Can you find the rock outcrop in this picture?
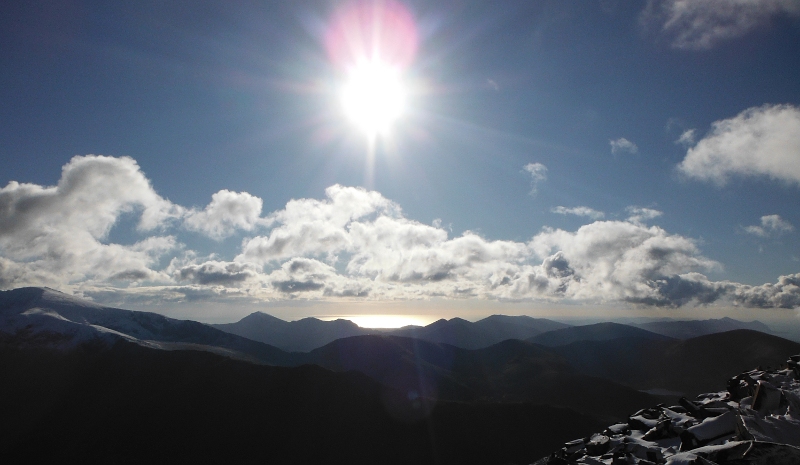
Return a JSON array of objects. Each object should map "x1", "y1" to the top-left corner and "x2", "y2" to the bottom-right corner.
[{"x1": 533, "y1": 354, "x2": 800, "y2": 465}]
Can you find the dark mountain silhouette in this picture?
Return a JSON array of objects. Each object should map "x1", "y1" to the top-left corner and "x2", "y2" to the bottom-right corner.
[
  {"x1": 472, "y1": 314, "x2": 571, "y2": 342},
  {"x1": 387, "y1": 315, "x2": 570, "y2": 349},
  {"x1": 631, "y1": 316, "x2": 773, "y2": 339},
  {"x1": 0, "y1": 287, "x2": 660, "y2": 421},
  {"x1": 551, "y1": 329, "x2": 800, "y2": 396},
  {"x1": 212, "y1": 312, "x2": 570, "y2": 351},
  {"x1": 527, "y1": 322, "x2": 672, "y2": 347},
  {"x1": 212, "y1": 312, "x2": 369, "y2": 352},
  {"x1": 4, "y1": 286, "x2": 799, "y2": 462},
  {"x1": 300, "y1": 335, "x2": 663, "y2": 421},
  {"x1": 0, "y1": 340, "x2": 605, "y2": 465},
  {"x1": 389, "y1": 317, "x2": 496, "y2": 349},
  {"x1": 0, "y1": 287, "x2": 294, "y2": 365}
]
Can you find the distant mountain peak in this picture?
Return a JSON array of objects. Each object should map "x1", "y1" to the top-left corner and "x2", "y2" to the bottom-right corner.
[{"x1": 238, "y1": 311, "x2": 288, "y2": 325}]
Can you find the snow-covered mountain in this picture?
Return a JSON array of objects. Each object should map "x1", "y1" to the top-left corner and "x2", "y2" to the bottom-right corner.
[{"x1": 0, "y1": 287, "x2": 293, "y2": 364}]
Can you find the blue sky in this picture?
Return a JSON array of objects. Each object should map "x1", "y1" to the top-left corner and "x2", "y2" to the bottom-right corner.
[{"x1": 1, "y1": 1, "x2": 799, "y2": 323}]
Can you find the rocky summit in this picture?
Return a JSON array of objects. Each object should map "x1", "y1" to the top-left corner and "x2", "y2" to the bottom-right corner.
[{"x1": 533, "y1": 354, "x2": 800, "y2": 465}]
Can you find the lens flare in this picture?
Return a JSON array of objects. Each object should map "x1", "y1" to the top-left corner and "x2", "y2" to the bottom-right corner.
[
  {"x1": 325, "y1": 0, "x2": 418, "y2": 70},
  {"x1": 325, "y1": 1, "x2": 418, "y2": 137}
]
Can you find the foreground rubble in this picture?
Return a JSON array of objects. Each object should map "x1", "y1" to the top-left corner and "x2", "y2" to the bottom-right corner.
[{"x1": 533, "y1": 355, "x2": 800, "y2": 465}]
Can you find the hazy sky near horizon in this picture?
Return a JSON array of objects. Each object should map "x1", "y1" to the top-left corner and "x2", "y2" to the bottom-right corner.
[{"x1": 2, "y1": 0, "x2": 800, "y2": 323}]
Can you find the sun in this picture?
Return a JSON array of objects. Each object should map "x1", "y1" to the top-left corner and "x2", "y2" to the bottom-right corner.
[
  {"x1": 324, "y1": 0, "x2": 418, "y2": 139},
  {"x1": 340, "y1": 60, "x2": 407, "y2": 137}
]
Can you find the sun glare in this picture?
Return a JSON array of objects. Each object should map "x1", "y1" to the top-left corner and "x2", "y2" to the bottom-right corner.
[
  {"x1": 321, "y1": 314, "x2": 430, "y2": 329},
  {"x1": 325, "y1": 0, "x2": 418, "y2": 139},
  {"x1": 341, "y1": 61, "x2": 406, "y2": 137}
]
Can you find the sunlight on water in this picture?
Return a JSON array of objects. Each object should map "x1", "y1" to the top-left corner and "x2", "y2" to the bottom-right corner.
[{"x1": 319, "y1": 314, "x2": 435, "y2": 328}]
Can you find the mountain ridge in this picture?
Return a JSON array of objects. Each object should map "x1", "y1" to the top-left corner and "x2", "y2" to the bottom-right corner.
[
  {"x1": 631, "y1": 317, "x2": 773, "y2": 339},
  {"x1": 0, "y1": 287, "x2": 294, "y2": 365},
  {"x1": 527, "y1": 322, "x2": 673, "y2": 347},
  {"x1": 212, "y1": 311, "x2": 369, "y2": 352}
]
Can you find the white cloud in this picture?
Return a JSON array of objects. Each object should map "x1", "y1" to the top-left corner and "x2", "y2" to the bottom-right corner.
[
  {"x1": 0, "y1": 155, "x2": 181, "y2": 288},
  {"x1": 678, "y1": 104, "x2": 800, "y2": 185},
  {"x1": 643, "y1": 0, "x2": 800, "y2": 50},
  {"x1": 610, "y1": 138, "x2": 638, "y2": 155},
  {"x1": 626, "y1": 207, "x2": 663, "y2": 225},
  {"x1": 346, "y1": 218, "x2": 529, "y2": 284},
  {"x1": 236, "y1": 185, "x2": 397, "y2": 265},
  {"x1": 184, "y1": 190, "x2": 265, "y2": 240},
  {"x1": 744, "y1": 214, "x2": 795, "y2": 237},
  {"x1": 733, "y1": 273, "x2": 800, "y2": 309},
  {"x1": 526, "y1": 220, "x2": 719, "y2": 305},
  {"x1": 761, "y1": 215, "x2": 794, "y2": 233},
  {"x1": 237, "y1": 185, "x2": 530, "y2": 293},
  {"x1": 523, "y1": 163, "x2": 547, "y2": 195},
  {"x1": 675, "y1": 128, "x2": 696, "y2": 146},
  {"x1": 2, "y1": 156, "x2": 799, "y2": 310},
  {"x1": 551, "y1": 206, "x2": 605, "y2": 220}
]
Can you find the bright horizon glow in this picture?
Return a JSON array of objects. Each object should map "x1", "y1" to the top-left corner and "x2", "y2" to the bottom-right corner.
[
  {"x1": 319, "y1": 314, "x2": 435, "y2": 328},
  {"x1": 341, "y1": 61, "x2": 407, "y2": 137}
]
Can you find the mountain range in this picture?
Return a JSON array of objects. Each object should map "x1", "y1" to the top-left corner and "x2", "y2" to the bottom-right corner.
[
  {"x1": 2, "y1": 286, "x2": 797, "y2": 464},
  {"x1": 630, "y1": 317, "x2": 773, "y2": 339},
  {"x1": 212, "y1": 312, "x2": 571, "y2": 351},
  {"x1": 387, "y1": 315, "x2": 571, "y2": 350},
  {"x1": 213, "y1": 309, "x2": 777, "y2": 352},
  {"x1": 212, "y1": 311, "x2": 369, "y2": 352}
]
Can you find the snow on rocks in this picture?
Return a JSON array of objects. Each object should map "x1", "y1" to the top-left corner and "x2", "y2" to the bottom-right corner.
[{"x1": 533, "y1": 355, "x2": 800, "y2": 465}]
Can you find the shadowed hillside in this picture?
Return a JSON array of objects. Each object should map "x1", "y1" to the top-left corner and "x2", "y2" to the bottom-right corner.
[
  {"x1": 551, "y1": 329, "x2": 800, "y2": 396},
  {"x1": 0, "y1": 341, "x2": 605, "y2": 465},
  {"x1": 301, "y1": 335, "x2": 663, "y2": 421}
]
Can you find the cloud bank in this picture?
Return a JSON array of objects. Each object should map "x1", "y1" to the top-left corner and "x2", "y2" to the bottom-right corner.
[
  {"x1": 643, "y1": 0, "x2": 800, "y2": 50},
  {"x1": 678, "y1": 104, "x2": 800, "y2": 185},
  {"x1": 0, "y1": 155, "x2": 798, "y2": 310}
]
